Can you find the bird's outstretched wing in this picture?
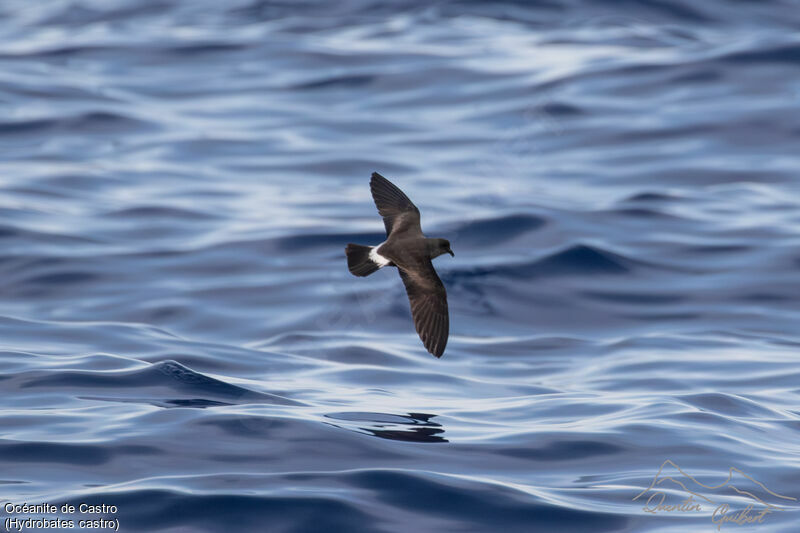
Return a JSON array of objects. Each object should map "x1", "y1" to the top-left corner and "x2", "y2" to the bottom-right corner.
[
  {"x1": 370, "y1": 172, "x2": 421, "y2": 236},
  {"x1": 398, "y1": 261, "x2": 449, "y2": 358}
]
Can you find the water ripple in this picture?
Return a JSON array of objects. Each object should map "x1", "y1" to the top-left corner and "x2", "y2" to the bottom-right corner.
[{"x1": 1, "y1": 0, "x2": 799, "y2": 531}]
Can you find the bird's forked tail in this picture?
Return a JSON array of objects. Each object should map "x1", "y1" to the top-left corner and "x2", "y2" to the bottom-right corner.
[{"x1": 346, "y1": 243, "x2": 382, "y2": 277}]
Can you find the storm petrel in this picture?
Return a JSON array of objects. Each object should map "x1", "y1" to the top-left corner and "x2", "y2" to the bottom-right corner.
[{"x1": 346, "y1": 172, "x2": 453, "y2": 358}]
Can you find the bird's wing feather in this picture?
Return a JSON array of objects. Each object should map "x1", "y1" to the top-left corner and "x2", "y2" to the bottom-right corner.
[
  {"x1": 370, "y1": 172, "x2": 421, "y2": 236},
  {"x1": 398, "y1": 261, "x2": 449, "y2": 358}
]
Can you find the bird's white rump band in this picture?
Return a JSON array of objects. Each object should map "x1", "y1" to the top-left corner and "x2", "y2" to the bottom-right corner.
[{"x1": 369, "y1": 245, "x2": 390, "y2": 267}]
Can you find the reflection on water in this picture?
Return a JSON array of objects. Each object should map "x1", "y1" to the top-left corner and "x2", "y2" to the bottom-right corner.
[
  {"x1": 1, "y1": 0, "x2": 800, "y2": 531},
  {"x1": 325, "y1": 412, "x2": 448, "y2": 443}
]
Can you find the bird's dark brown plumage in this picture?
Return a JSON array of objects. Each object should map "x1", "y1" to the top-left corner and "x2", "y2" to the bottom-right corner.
[
  {"x1": 398, "y1": 264, "x2": 449, "y2": 358},
  {"x1": 345, "y1": 172, "x2": 452, "y2": 358}
]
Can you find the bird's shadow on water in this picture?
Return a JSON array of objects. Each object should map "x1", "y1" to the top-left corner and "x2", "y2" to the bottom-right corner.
[{"x1": 324, "y1": 411, "x2": 448, "y2": 443}]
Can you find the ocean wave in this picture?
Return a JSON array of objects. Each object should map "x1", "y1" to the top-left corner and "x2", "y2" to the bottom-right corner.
[{"x1": 8, "y1": 360, "x2": 299, "y2": 406}]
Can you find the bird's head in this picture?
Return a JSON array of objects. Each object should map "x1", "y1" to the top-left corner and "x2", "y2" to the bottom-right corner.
[{"x1": 431, "y1": 238, "x2": 454, "y2": 259}]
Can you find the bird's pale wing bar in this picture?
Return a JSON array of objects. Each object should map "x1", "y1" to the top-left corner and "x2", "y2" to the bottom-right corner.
[{"x1": 370, "y1": 172, "x2": 421, "y2": 235}]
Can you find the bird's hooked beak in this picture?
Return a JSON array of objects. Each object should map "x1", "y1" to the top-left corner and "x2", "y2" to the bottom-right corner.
[{"x1": 447, "y1": 248, "x2": 454, "y2": 257}]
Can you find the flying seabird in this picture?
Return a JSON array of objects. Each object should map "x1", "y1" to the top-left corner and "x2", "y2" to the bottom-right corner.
[{"x1": 346, "y1": 172, "x2": 453, "y2": 358}]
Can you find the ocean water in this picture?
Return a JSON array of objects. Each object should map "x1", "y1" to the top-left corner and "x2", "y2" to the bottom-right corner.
[{"x1": 1, "y1": 1, "x2": 800, "y2": 531}]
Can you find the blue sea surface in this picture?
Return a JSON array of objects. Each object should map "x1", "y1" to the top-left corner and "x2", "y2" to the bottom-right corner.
[{"x1": 1, "y1": 1, "x2": 799, "y2": 531}]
